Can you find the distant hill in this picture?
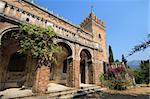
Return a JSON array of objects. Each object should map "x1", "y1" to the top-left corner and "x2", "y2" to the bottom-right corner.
[{"x1": 127, "y1": 60, "x2": 141, "y2": 68}]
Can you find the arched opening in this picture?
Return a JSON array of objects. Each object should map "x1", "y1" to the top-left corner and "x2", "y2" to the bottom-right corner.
[
  {"x1": 5, "y1": 52, "x2": 27, "y2": 88},
  {"x1": 8, "y1": 52, "x2": 27, "y2": 72},
  {"x1": 0, "y1": 29, "x2": 35, "y2": 90},
  {"x1": 50, "y1": 42, "x2": 72, "y2": 86},
  {"x1": 80, "y1": 49, "x2": 93, "y2": 84}
]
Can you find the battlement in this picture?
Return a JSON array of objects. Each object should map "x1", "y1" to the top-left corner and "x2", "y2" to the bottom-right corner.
[{"x1": 80, "y1": 12, "x2": 105, "y2": 28}]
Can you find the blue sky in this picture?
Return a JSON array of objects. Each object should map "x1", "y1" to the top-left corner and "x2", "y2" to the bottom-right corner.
[{"x1": 33, "y1": 0, "x2": 149, "y2": 61}]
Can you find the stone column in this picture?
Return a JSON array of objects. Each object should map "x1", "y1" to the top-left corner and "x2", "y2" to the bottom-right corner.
[
  {"x1": 73, "y1": 59, "x2": 80, "y2": 88},
  {"x1": 92, "y1": 49, "x2": 104, "y2": 86},
  {"x1": 85, "y1": 59, "x2": 89, "y2": 84},
  {"x1": 66, "y1": 58, "x2": 80, "y2": 88},
  {"x1": 66, "y1": 58, "x2": 73, "y2": 87},
  {"x1": 88, "y1": 61, "x2": 93, "y2": 84},
  {"x1": 67, "y1": 44, "x2": 80, "y2": 88},
  {"x1": 93, "y1": 60, "x2": 103, "y2": 85},
  {"x1": 34, "y1": 65, "x2": 50, "y2": 93}
]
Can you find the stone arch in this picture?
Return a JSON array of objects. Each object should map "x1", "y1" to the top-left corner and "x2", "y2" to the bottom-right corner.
[
  {"x1": 53, "y1": 39, "x2": 74, "y2": 57},
  {"x1": 50, "y1": 40, "x2": 73, "y2": 86},
  {"x1": 0, "y1": 26, "x2": 35, "y2": 90},
  {"x1": 79, "y1": 47, "x2": 93, "y2": 60},
  {"x1": 0, "y1": 25, "x2": 19, "y2": 45},
  {"x1": 80, "y1": 48, "x2": 94, "y2": 84},
  {"x1": 80, "y1": 49, "x2": 92, "y2": 60},
  {"x1": 57, "y1": 42, "x2": 72, "y2": 57}
]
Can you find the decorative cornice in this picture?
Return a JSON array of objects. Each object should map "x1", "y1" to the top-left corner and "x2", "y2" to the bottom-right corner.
[
  {"x1": 22, "y1": 0, "x2": 79, "y2": 28},
  {"x1": 17, "y1": 0, "x2": 93, "y2": 37}
]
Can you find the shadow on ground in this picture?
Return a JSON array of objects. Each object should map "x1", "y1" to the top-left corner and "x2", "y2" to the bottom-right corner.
[{"x1": 73, "y1": 92, "x2": 149, "y2": 99}]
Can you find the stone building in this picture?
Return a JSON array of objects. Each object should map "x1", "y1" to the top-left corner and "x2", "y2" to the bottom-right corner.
[{"x1": 0, "y1": 0, "x2": 107, "y2": 93}]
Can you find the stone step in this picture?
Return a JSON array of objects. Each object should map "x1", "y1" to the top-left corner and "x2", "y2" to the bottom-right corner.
[
  {"x1": 46, "y1": 88, "x2": 77, "y2": 97},
  {"x1": 47, "y1": 86, "x2": 101, "y2": 98},
  {"x1": 17, "y1": 85, "x2": 102, "y2": 99},
  {"x1": 60, "y1": 88, "x2": 98, "y2": 98},
  {"x1": 81, "y1": 86, "x2": 100, "y2": 91}
]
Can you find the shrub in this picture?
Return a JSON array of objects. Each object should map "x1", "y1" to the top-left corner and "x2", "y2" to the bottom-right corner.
[
  {"x1": 100, "y1": 74, "x2": 131, "y2": 90},
  {"x1": 100, "y1": 63, "x2": 133, "y2": 90},
  {"x1": 131, "y1": 60, "x2": 150, "y2": 85}
]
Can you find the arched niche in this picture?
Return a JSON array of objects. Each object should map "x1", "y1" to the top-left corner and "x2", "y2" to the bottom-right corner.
[
  {"x1": 50, "y1": 42, "x2": 73, "y2": 86},
  {"x1": 80, "y1": 49, "x2": 93, "y2": 84},
  {"x1": 0, "y1": 27, "x2": 35, "y2": 90}
]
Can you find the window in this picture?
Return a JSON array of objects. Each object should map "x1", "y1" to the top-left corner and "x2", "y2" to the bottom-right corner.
[{"x1": 99, "y1": 34, "x2": 101, "y2": 39}]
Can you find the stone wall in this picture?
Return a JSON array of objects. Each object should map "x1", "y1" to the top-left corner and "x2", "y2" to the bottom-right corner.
[
  {"x1": 0, "y1": 0, "x2": 102, "y2": 51},
  {"x1": 0, "y1": 0, "x2": 108, "y2": 93}
]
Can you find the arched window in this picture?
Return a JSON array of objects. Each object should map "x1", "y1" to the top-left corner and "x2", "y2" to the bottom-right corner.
[
  {"x1": 8, "y1": 52, "x2": 27, "y2": 72},
  {"x1": 99, "y1": 34, "x2": 101, "y2": 39}
]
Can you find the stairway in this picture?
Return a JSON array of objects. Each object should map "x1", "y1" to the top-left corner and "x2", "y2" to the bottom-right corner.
[{"x1": 42, "y1": 84, "x2": 102, "y2": 99}]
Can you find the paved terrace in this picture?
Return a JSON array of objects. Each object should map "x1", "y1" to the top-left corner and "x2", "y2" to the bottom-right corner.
[{"x1": 0, "y1": 83, "x2": 106, "y2": 99}]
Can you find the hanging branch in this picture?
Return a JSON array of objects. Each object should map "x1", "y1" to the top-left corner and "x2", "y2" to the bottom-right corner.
[{"x1": 127, "y1": 34, "x2": 150, "y2": 57}]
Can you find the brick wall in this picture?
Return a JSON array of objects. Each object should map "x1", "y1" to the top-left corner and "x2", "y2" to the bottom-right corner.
[{"x1": 34, "y1": 66, "x2": 50, "y2": 93}]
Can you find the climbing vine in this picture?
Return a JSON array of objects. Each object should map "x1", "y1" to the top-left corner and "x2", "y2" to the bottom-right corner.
[{"x1": 14, "y1": 23, "x2": 61, "y2": 68}]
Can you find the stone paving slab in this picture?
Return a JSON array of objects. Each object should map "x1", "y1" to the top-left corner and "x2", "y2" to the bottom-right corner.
[
  {"x1": 47, "y1": 83, "x2": 73, "y2": 92},
  {"x1": 0, "y1": 83, "x2": 104, "y2": 99},
  {"x1": 0, "y1": 88, "x2": 34, "y2": 99}
]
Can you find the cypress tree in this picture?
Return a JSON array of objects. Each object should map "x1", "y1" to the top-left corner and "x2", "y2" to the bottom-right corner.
[
  {"x1": 108, "y1": 45, "x2": 114, "y2": 63},
  {"x1": 122, "y1": 54, "x2": 127, "y2": 64}
]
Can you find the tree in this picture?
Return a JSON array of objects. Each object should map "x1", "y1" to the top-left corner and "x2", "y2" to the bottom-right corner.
[
  {"x1": 115, "y1": 59, "x2": 120, "y2": 62},
  {"x1": 122, "y1": 54, "x2": 127, "y2": 65},
  {"x1": 132, "y1": 60, "x2": 150, "y2": 85},
  {"x1": 108, "y1": 45, "x2": 114, "y2": 63},
  {"x1": 13, "y1": 23, "x2": 61, "y2": 68},
  {"x1": 140, "y1": 60, "x2": 150, "y2": 85},
  {"x1": 133, "y1": 68, "x2": 144, "y2": 84}
]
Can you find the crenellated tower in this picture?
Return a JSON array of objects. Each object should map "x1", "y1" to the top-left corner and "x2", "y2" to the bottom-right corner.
[{"x1": 80, "y1": 12, "x2": 107, "y2": 62}]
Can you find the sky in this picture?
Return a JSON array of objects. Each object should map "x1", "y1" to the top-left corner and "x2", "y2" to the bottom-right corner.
[{"x1": 33, "y1": 0, "x2": 149, "y2": 61}]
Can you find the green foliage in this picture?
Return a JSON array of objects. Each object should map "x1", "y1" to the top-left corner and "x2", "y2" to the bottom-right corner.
[
  {"x1": 132, "y1": 60, "x2": 150, "y2": 84},
  {"x1": 108, "y1": 45, "x2": 114, "y2": 63},
  {"x1": 13, "y1": 23, "x2": 61, "y2": 67},
  {"x1": 115, "y1": 59, "x2": 120, "y2": 62},
  {"x1": 122, "y1": 54, "x2": 127, "y2": 64},
  {"x1": 140, "y1": 60, "x2": 150, "y2": 84},
  {"x1": 132, "y1": 68, "x2": 144, "y2": 84}
]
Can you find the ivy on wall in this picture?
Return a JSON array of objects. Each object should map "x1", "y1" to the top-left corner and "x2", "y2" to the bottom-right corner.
[{"x1": 14, "y1": 23, "x2": 61, "y2": 68}]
